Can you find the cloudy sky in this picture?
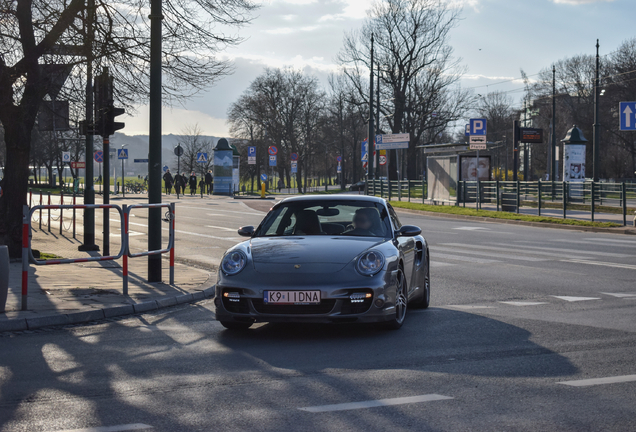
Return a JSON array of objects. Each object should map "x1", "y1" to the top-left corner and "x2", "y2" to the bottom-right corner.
[{"x1": 122, "y1": 0, "x2": 635, "y2": 137}]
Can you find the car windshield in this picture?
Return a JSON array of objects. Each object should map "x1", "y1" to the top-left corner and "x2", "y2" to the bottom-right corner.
[{"x1": 254, "y1": 200, "x2": 391, "y2": 238}]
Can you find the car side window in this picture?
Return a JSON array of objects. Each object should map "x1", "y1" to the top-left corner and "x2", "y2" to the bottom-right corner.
[{"x1": 387, "y1": 205, "x2": 402, "y2": 230}]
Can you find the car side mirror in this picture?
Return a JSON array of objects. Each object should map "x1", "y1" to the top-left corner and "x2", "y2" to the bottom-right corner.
[
  {"x1": 397, "y1": 225, "x2": 421, "y2": 237},
  {"x1": 238, "y1": 226, "x2": 255, "y2": 237}
]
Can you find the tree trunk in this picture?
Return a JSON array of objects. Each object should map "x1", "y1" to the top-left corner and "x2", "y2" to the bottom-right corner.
[{"x1": 407, "y1": 142, "x2": 418, "y2": 180}]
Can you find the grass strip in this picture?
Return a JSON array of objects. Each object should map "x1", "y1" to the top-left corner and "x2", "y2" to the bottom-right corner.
[{"x1": 389, "y1": 201, "x2": 622, "y2": 228}]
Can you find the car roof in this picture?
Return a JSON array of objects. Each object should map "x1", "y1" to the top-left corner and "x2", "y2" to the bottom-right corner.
[{"x1": 278, "y1": 194, "x2": 386, "y2": 205}]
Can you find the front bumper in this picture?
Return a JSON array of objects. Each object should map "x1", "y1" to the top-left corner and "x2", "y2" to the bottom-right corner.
[{"x1": 214, "y1": 284, "x2": 396, "y2": 324}]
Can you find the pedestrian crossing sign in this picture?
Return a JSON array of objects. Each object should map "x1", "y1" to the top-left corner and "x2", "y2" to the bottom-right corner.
[
  {"x1": 117, "y1": 149, "x2": 128, "y2": 159},
  {"x1": 197, "y1": 152, "x2": 208, "y2": 163}
]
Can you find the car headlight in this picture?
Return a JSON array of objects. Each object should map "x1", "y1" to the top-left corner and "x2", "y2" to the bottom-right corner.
[
  {"x1": 221, "y1": 250, "x2": 247, "y2": 275},
  {"x1": 356, "y1": 250, "x2": 385, "y2": 276}
]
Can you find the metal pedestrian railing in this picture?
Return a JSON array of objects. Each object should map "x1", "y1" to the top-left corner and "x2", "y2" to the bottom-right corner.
[
  {"x1": 366, "y1": 178, "x2": 635, "y2": 226},
  {"x1": 21, "y1": 202, "x2": 177, "y2": 311}
]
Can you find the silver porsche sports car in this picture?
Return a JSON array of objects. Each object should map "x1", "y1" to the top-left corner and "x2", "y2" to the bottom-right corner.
[{"x1": 214, "y1": 195, "x2": 430, "y2": 330}]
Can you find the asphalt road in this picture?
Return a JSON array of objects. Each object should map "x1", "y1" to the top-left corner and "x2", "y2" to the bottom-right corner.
[{"x1": 2, "y1": 195, "x2": 635, "y2": 431}]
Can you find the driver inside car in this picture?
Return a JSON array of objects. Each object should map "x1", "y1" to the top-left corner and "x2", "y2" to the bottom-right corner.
[{"x1": 345, "y1": 208, "x2": 377, "y2": 236}]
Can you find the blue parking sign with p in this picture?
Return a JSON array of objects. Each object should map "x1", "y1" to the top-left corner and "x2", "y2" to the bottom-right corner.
[
  {"x1": 469, "y1": 118, "x2": 487, "y2": 135},
  {"x1": 248, "y1": 146, "x2": 256, "y2": 157}
]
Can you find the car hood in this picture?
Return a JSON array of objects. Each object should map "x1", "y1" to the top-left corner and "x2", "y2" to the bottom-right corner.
[{"x1": 249, "y1": 236, "x2": 385, "y2": 273}]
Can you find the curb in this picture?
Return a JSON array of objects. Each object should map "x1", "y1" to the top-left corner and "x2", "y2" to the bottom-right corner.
[
  {"x1": 394, "y1": 207, "x2": 636, "y2": 235},
  {"x1": 0, "y1": 286, "x2": 216, "y2": 333}
]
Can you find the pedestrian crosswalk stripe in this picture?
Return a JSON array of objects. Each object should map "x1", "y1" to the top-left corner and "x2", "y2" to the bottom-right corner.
[{"x1": 298, "y1": 394, "x2": 453, "y2": 413}]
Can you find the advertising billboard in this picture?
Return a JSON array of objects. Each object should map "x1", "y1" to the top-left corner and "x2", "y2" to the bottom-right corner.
[{"x1": 459, "y1": 155, "x2": 491, "y2": 181}]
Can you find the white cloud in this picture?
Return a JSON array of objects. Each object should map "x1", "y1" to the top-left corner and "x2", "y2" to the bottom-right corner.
[
  {"x1": 122, "y1": 106, "x2": 230, "y2": 137},
  {"x1": 281, "y1": 14, "x2": 297, "y2": 20},
  {"x1": 551, "y1": 0, "x2": 613, "y2": 3}
]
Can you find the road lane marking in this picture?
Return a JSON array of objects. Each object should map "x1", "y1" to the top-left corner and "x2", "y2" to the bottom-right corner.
[
  {"x1": 453, "y1": 227, "x2": 489, "y2": 231},
  {"x1": 298, "y1": 394, "x2": 453, "y2": 413},
  {"x1": 558, "y1": 375, "x2": 636, "y2": 387},
  {"x1": 433, "y1": 246, "x2": 546, "y2": 262},
  {"x1": 53, "y1": 424, "x2": 153, "y2": 432},
  {"x1": 600, "y1": 292, "x2": 636, "y2": 298},
  {"x1": 430, "y1": 261, "x2": 455, "y2": 268},
  {"x1": 430, "y1": 252, "x2": 500, "y2": 264},
  {"x1": 486, "y1": 242, "x2": 632, "y2": 258},
  {"x1": 551, "y1": 296, "x2": 601, "y2": 302},
  {"x1": 206, "y1": 225, "x2": 239, "y2": 232},
  {"x1": 447, "y1": 305, "x2": 496, "y2": 310},
  {"x1": 499, "y1": 301, "x2": 548, "y2": 306},
  {"x1": 561, "y1": 259, "x2": 636, "y2": 270}
]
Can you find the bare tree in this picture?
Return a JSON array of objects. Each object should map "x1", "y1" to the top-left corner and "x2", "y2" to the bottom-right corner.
[
  {"x1": 0, "y1": 0, "x2": 257, "y2": 256},
  {"x1": 338, "y1": 0, "x2": 470, "y2": 180},
  {"x1": 177, "y1": 124, "x2": 213, "y2": 177}
]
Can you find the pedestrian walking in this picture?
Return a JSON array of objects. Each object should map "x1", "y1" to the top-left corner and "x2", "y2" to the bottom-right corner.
[
  {"x1": 205, "y1": 170, "x2": 213, "y2": 195},
  {"x1": 174, "y1": 173, "x2": 183, "y2": 198},
  {"x1": 199, "y1": 178, "x2": 206, "y2": 198},
  {"x1": 189, "y1": 171, "x2": 197, "y2": 196},
  {"x1": 163, "y1": 169, "x2": 174, "y2": 195}
]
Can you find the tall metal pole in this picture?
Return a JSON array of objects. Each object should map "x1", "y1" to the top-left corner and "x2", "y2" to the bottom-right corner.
[
  {"x1": 102, "y1": 136, "x2": 110, "y2": 256},
  {"x1": 148, "y1": 0, "x2": 163, "y2": 281},
  {"x1": 121, "y1": 146, "x2": 125, "y2": 198},
  {"x1": 593, "y1": 39, "x2": 601, "y2": 182},
  {"x1": 369, "y1": 33, "x2": 376, "y2": 180},
  {"x1": 551, "y1": 65, "x2": 557, "y2": 181},
  {"x1": 513, "y1": 120, "x2": 519, "y2": 181},
  {"x1": 79, "y1": 0, "x2": 98, "y2": 252}
]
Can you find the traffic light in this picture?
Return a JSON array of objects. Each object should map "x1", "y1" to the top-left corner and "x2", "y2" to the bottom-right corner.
[
  {"x1": 94, "y1": 70, "x2": 111, "y2": 137},
  {"x1": 93, "y1": 68, "x2": 125, "y2": 137},
  {"x1": 105, "y1": 106, "x2": 125, "y2": 136}
]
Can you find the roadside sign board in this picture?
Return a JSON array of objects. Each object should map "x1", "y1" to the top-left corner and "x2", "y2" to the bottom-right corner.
[
  {"x1": 94, "y1": 151, "x2": 103, "y2": 163},
  {"x1": 70, "y1": 161, "x2": 85, "y2": 169},
  {"x1": 379, "y1": 155, "x2": 387, "y2": 165},
  {"x1": 268, "y1": 146, "x2": 278, "y2": 156},
  {"x1": 196, "y1": 152, "x2": 208, "y2": 163},
  {"x1": 291, "y1": 152, "x2": 298, "y2": 161},
  {"x1": 469, "y1": 118, "x2": 487, "y2": 136},
  {"x1": 361, "y1": 139, "x2": 368, "y2": 161},
  {"x1": 469, "y1": 143, "x2": 487, "y2": 150},
  {"x1": 117, "y1": 149, "x2": 128, "y2": 159},
  {"x1": 465, "y1": 124, "x2": 470, "y2": 137},
  {"x1": 163, "y1": 165, "x2": 169, "y2": 173},
  {"x1": 248, "y1": 146, "x2": 256, "y2": 164},
  {"x1": 469, "y1": 135, "x2": 487, "y2": 144},
  {"x1": 376, "y1": 133, "x2": 409, "y2": 143},
  {"x1": 269, "y1": 155, "x2": 277, "y2": 166},
  {"x1": 337, "y1": 164, "x2": 342, "y2": 173},
  {"x1": 619, "y1": 102, "x2": 636, "y2": 131},
  {"x1": 62, "y1": 152, "x2": 71, "y2": 163},
  {"x1": 291, "y1": 161, "x2": 297, "y2": 173},
  {"x1": 134, "y1": 159, "x2": 149, "y2": 163},
  {"x1": 376, "y1": 133, "x2": 409, "y2": 150},
  {"x1": 337, "y1": 156, "x2": 342, "y2": 162},
  {"x1": 261, "y1": 173, "x2": 268, "y2": 181},
  {"x1": 520, "y1": 127, "x2": 544, "y2": 143},
  {"x1": 174, "y1": 145, "x2": 184, "y2": 157}
]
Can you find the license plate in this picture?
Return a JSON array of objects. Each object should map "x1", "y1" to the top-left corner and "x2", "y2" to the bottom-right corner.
[{"x1": 263, "y1": 290, "x2": 321, "y2": 305}]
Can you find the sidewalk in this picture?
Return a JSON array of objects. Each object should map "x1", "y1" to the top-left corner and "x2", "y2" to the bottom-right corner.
[{"x1": 1, "y1": 246, "x2": 215, "y2": 333}]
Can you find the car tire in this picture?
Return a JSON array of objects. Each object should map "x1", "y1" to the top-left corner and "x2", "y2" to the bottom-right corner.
[
  {"x1": 385, "y1": 268, "x2": 407, "y2": 330},
  {"x1": 410, "y1": 260, "x2": 430, "y2": 309},
  {"x1": 220, "y1": 321, "x2": 253, "y2": 330}
]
